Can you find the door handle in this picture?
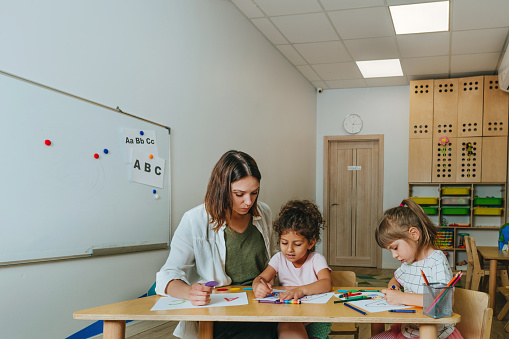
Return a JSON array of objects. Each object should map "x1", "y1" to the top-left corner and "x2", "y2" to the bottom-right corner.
[{"x1": 330, "y1": 203, "x2": 339, "y2": 207}]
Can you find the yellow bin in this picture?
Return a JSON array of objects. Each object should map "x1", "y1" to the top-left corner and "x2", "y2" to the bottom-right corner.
[
  {"x1": 473, "y1": 207, "x2": 503, "y2": 215},
  {"x1": 410, "y1": 197, "x2": 439, "y2": 205},
  {"x1": 442, "y1": 187, "x2": 470, "y2": 195}
]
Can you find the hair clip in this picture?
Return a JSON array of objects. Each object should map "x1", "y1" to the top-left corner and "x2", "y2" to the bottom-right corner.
[{"x1": 399, "y1": 203, "x2": 405, "y2": 207}]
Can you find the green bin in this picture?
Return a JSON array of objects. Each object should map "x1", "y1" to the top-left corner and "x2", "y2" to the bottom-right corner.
[
  {"x1": 441, "y1": 207, "x2": 470, "y2": 215},
  {"x1": 473, "y1": 197, "x2": 503, "y2": 206}
]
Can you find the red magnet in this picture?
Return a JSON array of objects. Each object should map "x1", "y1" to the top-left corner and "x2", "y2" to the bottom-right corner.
[
  {"x1": 217, "y1": 288, "x2": 228, "y2": 291},
  {"x1": 93, "y1": 153, "x2": 99, "y2": 159},
  {"x1": 44, "y1": 139, "x2": 51, "y2": 146}
]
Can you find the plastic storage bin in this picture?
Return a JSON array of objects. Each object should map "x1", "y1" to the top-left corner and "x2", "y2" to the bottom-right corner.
[
  {"x1": 473, "y1": 197, "x2": 503, "y2": 206},
  {"x1": 441, "y1": 207, "x2": 470, "y2": 215},
  {"x1": 422, "y1": 207, "x2": 438, "y2": 215},
  {"x1": 473, "y1": 207, "x2": 503, "y2": 215},
  {"x1": 442, "y1": 187, "x2": 470, "y2": 195},
  {"x1": 441, "y1": 196, "x2": 470, "y2": 205},
  {"x1": 411, "y1": 197, "x2": 439, "y2": 205}
]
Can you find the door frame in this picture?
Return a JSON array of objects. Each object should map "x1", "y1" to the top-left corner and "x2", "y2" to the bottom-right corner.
[{"x1": 323, "y1": 134, "x2": 384, "y2": 268}]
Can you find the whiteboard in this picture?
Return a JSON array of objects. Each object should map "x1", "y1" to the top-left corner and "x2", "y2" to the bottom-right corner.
[{"x1": 0, "y1": 71, "x2": 171, "y2": 264}]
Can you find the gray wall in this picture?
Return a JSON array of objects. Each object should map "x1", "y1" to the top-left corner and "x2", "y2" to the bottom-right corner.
[{"x1": 0, "y1": 1, "x2": 317, "y2": 338}]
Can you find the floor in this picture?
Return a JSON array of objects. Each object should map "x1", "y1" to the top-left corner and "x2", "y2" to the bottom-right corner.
[{"x1": 92, "y1": 266, "x2": 509, "y2": 339}]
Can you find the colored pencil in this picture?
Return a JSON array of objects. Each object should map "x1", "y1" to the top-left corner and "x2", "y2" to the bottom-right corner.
[
  {"x1": 420, "y1": 269, "x2": 430, "y2": 286},
  {"x1": 344, "y1": 302, "x2": 367, "y2": 315}
]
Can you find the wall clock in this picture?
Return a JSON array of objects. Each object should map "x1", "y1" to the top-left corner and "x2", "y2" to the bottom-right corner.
[{"x1": 343, "y1": 114, "x2": 363, "y2": 134}]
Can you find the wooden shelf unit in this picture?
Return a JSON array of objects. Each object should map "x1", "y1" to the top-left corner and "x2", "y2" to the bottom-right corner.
[{"x1": 409, "y1": 182, "x2": 506, "y2": 270}]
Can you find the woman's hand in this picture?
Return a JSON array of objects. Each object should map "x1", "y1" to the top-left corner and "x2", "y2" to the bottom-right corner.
[
  {"x1": 188, "y1": 283, "x2": 213, "y2": 306},
  {"x1": 278, "y1": 287, "x2": 305, "y2": 300}
]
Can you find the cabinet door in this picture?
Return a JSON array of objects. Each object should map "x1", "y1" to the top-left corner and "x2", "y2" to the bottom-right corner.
[
  {"x1": 409, "y1": 80, "x2": 433, "y2": 138},
  {"x1": 434, "y1": 78, "x2": 458, "y2": 139},
  {"x1": 458, "y1": 76, "x2": 483, "y2": 137},
  {"x1": 456, "y1": 137, "x2": 482, "y2": 182},
  {"x1": 433, "y1": 137, "x2": 457, "y2": 182},
  {"x1": 409, "y1": 138, "x2": 432, "y2": 182},
  {"x1": 481, "y1": 136, "x2": 508, "y2": 182},
  {"x1": 483, "y1": 75, "x2": 509, "y2": 137}
]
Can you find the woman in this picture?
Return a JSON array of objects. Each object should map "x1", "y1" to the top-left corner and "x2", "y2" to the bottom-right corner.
[{"x1": 156, "y1": 150, "x2": 278, "y2": 338}]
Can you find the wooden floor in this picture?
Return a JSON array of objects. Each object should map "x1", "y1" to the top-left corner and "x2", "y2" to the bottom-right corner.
[{"x1": 92, "y1": 266, "x2": 509, "y2": 339}]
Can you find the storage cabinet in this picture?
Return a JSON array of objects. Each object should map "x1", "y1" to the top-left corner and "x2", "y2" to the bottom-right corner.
[{"x1": 409, "y1": 182, "x2": 506, "y2": 270}]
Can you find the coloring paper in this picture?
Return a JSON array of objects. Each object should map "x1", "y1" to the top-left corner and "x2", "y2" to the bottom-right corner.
[
  {"x1": 151, "y1": 292, "x2": 248, "y2": 311},
  {"x1": 334, "y1": 292, "x2": 412, "y2": 313},
  {"x1": 255, "y1": 290, "x2": 334, "y2": 304}
]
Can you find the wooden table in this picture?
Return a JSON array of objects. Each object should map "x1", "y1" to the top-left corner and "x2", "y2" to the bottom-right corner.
[
  {"x1": 74, "y1": 287, "x2": 460, "y2": 339},
  {"x1": 477, "y1": 246, "x2": 509, "y2": 308}
]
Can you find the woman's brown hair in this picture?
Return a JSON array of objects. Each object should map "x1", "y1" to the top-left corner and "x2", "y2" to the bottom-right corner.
[
  {"x1": 204, "y1": 150, "x2": 261, "y2": 230},
  {"x1": 375, "y1": 198, "x2": 438, "y2": 258}
]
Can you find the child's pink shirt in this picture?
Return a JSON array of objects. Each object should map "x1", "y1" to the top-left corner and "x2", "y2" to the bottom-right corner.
[{"x1": 268, "y1": 252, "x2": 331, "y2": 286}]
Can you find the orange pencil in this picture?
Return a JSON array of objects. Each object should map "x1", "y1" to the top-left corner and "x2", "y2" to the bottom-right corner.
[{"x1": 420, "y1": 269, "x2": 430, "y2": 286}]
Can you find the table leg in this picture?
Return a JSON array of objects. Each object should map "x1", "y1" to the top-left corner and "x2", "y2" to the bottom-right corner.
[
  {"x1": 371, "y1": 323, "x2": 385, "y2": 336},
  {"x1": 489, "y1": 259, "x2": 497, "y2": 309},
  {"x1": 419, "y1": 324, "x2": 437, "y2": 339},
  {"x1": 103, "y1": 320, "x2": 126, "y2": 339},
  {"x1": 198, "y1": 321, "x2": 213, "y2": 339}
]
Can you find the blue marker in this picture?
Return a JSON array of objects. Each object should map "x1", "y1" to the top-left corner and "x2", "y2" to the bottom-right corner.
[
  {"x1": 389, "y1": 309, "x2": 416, "y2": 313},
  {"x1": 344, "y1": 302, "x2": 367, "y2": 315}
]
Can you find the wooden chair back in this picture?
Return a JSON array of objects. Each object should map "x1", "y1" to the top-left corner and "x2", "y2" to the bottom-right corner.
[
  {"x1": 464, "y1": 235, "x2": 474, "y2": 289},
  {"x1": 453, "y1": 288, "x2": 493, "y2": 339},
  {"x1": 330, "y1": 271, "x2": 359, "y2": 338},
  {"x1": 331, "y1": 270, "x2": 358, "y2": 287}
]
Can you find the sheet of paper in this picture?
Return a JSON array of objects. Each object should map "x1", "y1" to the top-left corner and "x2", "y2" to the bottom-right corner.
[
  {"x1": 334, "y1": 292, "x2": 412, "y2": 313},
  {"x1": 254, "y1": 291, "x2": 334, "y2": 304},
  {"x1": 151, "y1": 292, "x2": 248, "y2": 311}
]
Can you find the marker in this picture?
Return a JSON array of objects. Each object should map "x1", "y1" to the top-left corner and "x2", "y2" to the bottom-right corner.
[
  {"x1": 334, "y1": 296, "x2": 374, "y2": 303},
  {"x1": 359, "y1": 289, "x2": 380, "y2": 292},
  {"x1": 258, "y1": 299, "x2": 301, "y2": 304},
  {"x1": 344, "y1": 302, "x2": 367, "y2": 315},
  {"x1": 205, "y1": 281, "x2": 218, "y2": 287},
  {"x1": 348, "y1": 292, "x2": 362, "y2": 297},
  {"x1": 389, "y1": 309, "x2": 416, "y2": 313}
]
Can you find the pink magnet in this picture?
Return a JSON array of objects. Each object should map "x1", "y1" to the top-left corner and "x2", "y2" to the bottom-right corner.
[
  {"x1": 93, "y1": 153, "x2": 99, "y2": 159},
  {"x1": 45, "y1": 139, "x2": 51, "y2": 146}
]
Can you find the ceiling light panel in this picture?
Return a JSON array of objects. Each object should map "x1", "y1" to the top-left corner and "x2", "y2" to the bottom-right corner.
[
  {"x1": 356, "y1": 59, "x2": 403, "y2": 78},
  {"x1": 390, "y1": 1, "x2": 449, "y2": 35}
]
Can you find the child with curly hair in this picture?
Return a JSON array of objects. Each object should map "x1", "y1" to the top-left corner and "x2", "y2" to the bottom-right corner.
[{"x1": 252, "y1": 200, "x2": 332, "y2": 339}]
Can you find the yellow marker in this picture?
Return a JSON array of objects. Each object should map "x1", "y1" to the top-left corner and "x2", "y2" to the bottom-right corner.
[{"x1": 230, "y1": 287, "x2": 241, "y2": 291}]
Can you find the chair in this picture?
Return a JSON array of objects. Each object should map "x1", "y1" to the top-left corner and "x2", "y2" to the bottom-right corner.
[
  {"x1": 463, "y1": 235, "x2": 474, "y2": 289},
  {"x1": 453, "y1": 288, "x2": 493, "y2": 339},
  {"x1": 329, "y1": 271, "x2": 359, "y2": 339},
  {"x1": 497, "y1": 285, "x2": 509, "y2": 333},
  {"x1": 466, "y1": 236, "x2": 509, "y2": 291}
]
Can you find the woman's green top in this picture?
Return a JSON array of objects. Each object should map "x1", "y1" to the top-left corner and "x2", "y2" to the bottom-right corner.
[{"x1": 224, "y1": 219, "x2": 268, "y2": 285}]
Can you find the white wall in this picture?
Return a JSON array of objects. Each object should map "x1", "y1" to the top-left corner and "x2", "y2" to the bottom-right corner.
[
  {"x1": 316, "y1": 86, "x2": 410, "y2": 269},
  {"x1": 0, "y1": 1, "x2": 316, "y2": 338}
]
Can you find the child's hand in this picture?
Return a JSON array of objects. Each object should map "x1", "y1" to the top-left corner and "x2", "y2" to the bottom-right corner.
[
  {"x1": 254, "y1": 279, "x2": 273, "y2": 298},
  {"x1": 278, "y1": 287, "x2": 305, "y2": 300},
  {"x1": 381, "y1": 288, "x2": 404, "y2": 305}
]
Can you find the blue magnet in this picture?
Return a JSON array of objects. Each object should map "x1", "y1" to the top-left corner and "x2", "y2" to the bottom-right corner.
[
  {"x1": 140, "y1": 131, "x2": 144, "y2": 136},
  {"x1": 104, "y1": 149, "x2": 109, "y2": 154},
  {"x1": 153, "y1": 189, "x2": 157, "y2": 194}
]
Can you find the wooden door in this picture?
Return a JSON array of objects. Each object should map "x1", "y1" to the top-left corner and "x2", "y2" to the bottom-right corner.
[{"x1": 324, "y1": 135, "x2": 384, "y2": 267}]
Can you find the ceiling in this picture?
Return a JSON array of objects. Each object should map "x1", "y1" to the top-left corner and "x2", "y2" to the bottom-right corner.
[{"x1": 231, "y1": 0, "x2": 509, "y2": 90}]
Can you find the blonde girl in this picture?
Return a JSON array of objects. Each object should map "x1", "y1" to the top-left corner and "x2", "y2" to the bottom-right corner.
[{"x1": 371, "y1": 198, "x2": 463, "y2": 339}]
